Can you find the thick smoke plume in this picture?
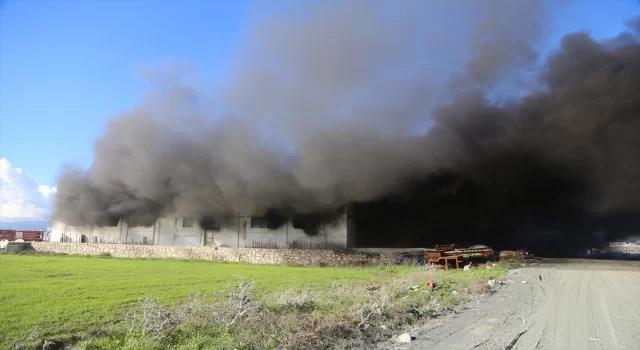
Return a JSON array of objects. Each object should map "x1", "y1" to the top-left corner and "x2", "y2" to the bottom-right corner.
[{"x1": 54, "y1": 0, "x2": 640, "y2": 249}]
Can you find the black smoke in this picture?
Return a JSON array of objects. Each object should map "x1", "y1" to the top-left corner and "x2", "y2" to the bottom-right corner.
[
  {"x1": 352, "y1": 23, "x2": 640, "y2": 255},
  {"x1": 292, "y1": 208, "x2": 345, "y2": 236},
  {"x1": 53, "y1": 1, "x2": 640, "y2": 254}
]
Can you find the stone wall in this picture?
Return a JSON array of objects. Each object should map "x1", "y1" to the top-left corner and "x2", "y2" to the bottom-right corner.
[
  {"x1": 28, "y1": 242, "x2": 399, "y2": 266},
  {"x1": 608, "y1": 244, "x2": 640, "y2": 255}
]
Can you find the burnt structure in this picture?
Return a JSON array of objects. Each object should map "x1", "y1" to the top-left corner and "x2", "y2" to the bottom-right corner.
[{"x1": 51, "y1": 2, "x2": 640, "y2": 258}]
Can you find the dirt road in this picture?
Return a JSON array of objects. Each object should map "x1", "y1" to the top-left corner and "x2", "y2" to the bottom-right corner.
[{"x1": 394, "y1": 259, "x2": 640, "y2": 350}]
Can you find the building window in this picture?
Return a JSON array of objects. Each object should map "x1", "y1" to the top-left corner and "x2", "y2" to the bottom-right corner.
[
  {"x1": 129, "y1": 218, "x2": 154, "y2": 227},
  {"x1": 250, "y1": 216, "x2": 269, "y2": 228},
  {"x1": 199, "y1": 216, "x2": 220, "y2": 230},
  {"x1": 182, "y1": 217, "x2": 194, "y2": 228}
]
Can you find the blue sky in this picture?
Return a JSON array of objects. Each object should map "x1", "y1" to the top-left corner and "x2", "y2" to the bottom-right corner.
[{"x1": 0, "y1": 0, "x2": 639, "y2": 221}]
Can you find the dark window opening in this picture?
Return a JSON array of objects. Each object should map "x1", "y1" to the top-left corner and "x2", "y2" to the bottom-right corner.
[
  {"x1": 98, "y1": 215, "x2": 120, "y2": 227},
  {"x1": 250, "y1": 216, "x2": 270, "y2": 228},
  {"x1": 128, "y1": 217, "x2": 155, "y2": 227},
  {"x1": 199, "y1": 216, "x2": 220, "y2": 230},
  {"x1": 292, "y1": 212, "x2": 338, "y2": 236},
  {"x1": 250, "y1": 210, "x2": 287, "y2": 229},
  {"x1": 182, "y1": 217, "x2": 194, "y2": 228}
]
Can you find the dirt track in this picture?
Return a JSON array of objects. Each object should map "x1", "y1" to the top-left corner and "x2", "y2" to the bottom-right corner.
[{"x1": 392, "y1": 259, "x2": 640, "y2": 350}]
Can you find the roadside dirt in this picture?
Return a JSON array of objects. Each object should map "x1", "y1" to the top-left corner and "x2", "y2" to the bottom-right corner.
[{"x1": 382, "y1": 259, "x2": 640, "y2": 350}]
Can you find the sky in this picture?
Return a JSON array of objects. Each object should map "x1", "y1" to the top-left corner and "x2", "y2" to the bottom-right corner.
[{"x1": 0, "y1": 0, "x2": 639, "y2": 223}]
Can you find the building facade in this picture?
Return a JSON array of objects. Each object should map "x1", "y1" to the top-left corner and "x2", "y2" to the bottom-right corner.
[{"x1": 49, "y1": 212, "x2": 349, "y2": 249}]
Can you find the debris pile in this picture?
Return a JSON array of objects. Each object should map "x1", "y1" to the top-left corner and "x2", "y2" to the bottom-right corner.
[
  {"x1": 499, "y1": 250, "x2": 542, "y2": 266},
  {"x1": 499, "y1": 250, "x2": 531, "y2": 260}
]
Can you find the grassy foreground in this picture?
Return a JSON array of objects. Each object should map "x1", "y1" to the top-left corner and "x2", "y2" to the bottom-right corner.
[{"x1": 0, "y1": 253, "x2": 515, "y2": 349}]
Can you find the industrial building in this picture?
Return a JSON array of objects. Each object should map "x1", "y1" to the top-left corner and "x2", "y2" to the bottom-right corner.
[{"x1": 49, "y1": 212, "x2": 349, "y2": 249}]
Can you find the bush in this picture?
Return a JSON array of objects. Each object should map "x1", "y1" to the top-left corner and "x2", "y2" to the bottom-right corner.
[
  {"x1": 353, "y1": 286, "x2": 393, "y2": 329},
  {"x1": 125, "y1": 296, "x2": 178, "y2": 342},
  {"x1": 66, "y1": 265, "x2": 512, "y2": 349}
]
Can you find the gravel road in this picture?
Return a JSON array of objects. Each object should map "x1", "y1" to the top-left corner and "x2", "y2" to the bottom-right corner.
[{"x1": 385, "y1": 259, "x2": 640, "y2": 350}]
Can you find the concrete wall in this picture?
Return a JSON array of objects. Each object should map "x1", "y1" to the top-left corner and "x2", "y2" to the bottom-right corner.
[
  {"x1": 174, "y1": 217, "x2": 203, "y2": 246},
  {"x1": 211, "y1": 219, "x2": 241, "y2": 247},
  {"x1": 326, "y1": 213, "x2": 349, "y2": 249},
  {"x1": 50, "y1": 221, "x2": 111, "y2": 243},
  {"x1": 155, "y1": 218, "x2": 176, "y2": 246},
  {"x1": 49, "y1": 211, "x2": 349, "y2": 249},
  {"x1": 124, "y1": 223, "x2": 155, "y2": 244},
  {"x1": 50, "y1": 221, "x2": 124, "y2": 243},
  {"x1": 240, "y1": 212, "x2": 348, "y2": 249},
  {"x1": 90, "y1": 225, "x2": 122, "y2": 243},
  {"x1": 28, "y1": 242, "x2": 398, "y2": 266},
  {"x1": 49, "y1": 221, "x2": 66, "y2": 242},
  {"x1": 242, "y1": 217, "x2": 325, "y2": 249},
  {"x1": 49, "y1": 218, "x2": 203, "y2": 246}
]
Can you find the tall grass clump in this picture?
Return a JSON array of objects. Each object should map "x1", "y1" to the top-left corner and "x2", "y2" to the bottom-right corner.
[{"x1": 75, "y1": 266, "x2": 509, "y2": 350}]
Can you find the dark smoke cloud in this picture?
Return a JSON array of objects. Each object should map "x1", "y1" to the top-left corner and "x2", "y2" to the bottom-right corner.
[{"x1": 54, "y1": 0, "x2": 640, "y2": 248}]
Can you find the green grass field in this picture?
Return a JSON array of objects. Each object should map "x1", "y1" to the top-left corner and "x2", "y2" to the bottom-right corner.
[
  {"x1": 0, "y1": 254, "x2": 385, "y2": 347},
  {"x1": 0, "y1": 254, "x2": 514, "y2": 349}
]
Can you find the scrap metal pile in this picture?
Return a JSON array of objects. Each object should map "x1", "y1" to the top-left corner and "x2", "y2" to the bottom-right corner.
[{"x1": 396, "y1": 243, "x2": 495, "y2": 270}]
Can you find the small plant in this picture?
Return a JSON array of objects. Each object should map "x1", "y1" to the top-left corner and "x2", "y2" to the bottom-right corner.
[
  {"x1": 26, "y1": 326, "x2": 40, "y2": 341},
  {"x1": 10, "y1": 325, "x2": 42, "y2": 350},
  {"x1": 287, "y1": 290, "x2": 317, "y2": 313},
  {"x1": 225, "y1": 275, "x2": 257, "y2": 325},
  {"x1": 173, "y1": 276, "x2": 259, "y2": 327},
  {"x1": 174, "y1": 291, "x2": 219, "y2": 326},
  {"x1": 353, "y1": 286, "x2": 394, "y2": 329},
  {"x1": 125, "y1": 296, "x2": 177, "y2": 341}
]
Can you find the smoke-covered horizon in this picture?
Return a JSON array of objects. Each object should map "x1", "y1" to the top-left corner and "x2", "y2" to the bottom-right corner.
[{"x1": 53, "y1": 0, "x2": 640, "y2": 243}]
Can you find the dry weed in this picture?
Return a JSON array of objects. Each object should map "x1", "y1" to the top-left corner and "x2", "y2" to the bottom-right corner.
[{"x1": 467, "y1": 279, "x2": 492, "y2": 295}]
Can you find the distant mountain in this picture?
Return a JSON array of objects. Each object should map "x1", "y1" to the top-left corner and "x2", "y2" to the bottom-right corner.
[{"x1": 0, "y1": 220, "x2": 49, "y2": 230}]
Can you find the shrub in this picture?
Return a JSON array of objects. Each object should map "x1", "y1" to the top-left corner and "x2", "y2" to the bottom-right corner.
[
  {"x1": 125, "y1": 296, "x2": 178, "y2": 342},
  {"x1": 173, "y1": 275, "x2": 259, "y2": 328},
  {"x1": 353, "y1": 286, "x2": 393, "y2": 329},
  {"x1": 59, "y1": 265, "x2": 512, "y2": 349}
]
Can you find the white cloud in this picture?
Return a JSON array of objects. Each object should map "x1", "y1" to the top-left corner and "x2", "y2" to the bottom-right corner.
[{"x1": 0, "y1": 158, "x2": 56, "y2": 221}]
